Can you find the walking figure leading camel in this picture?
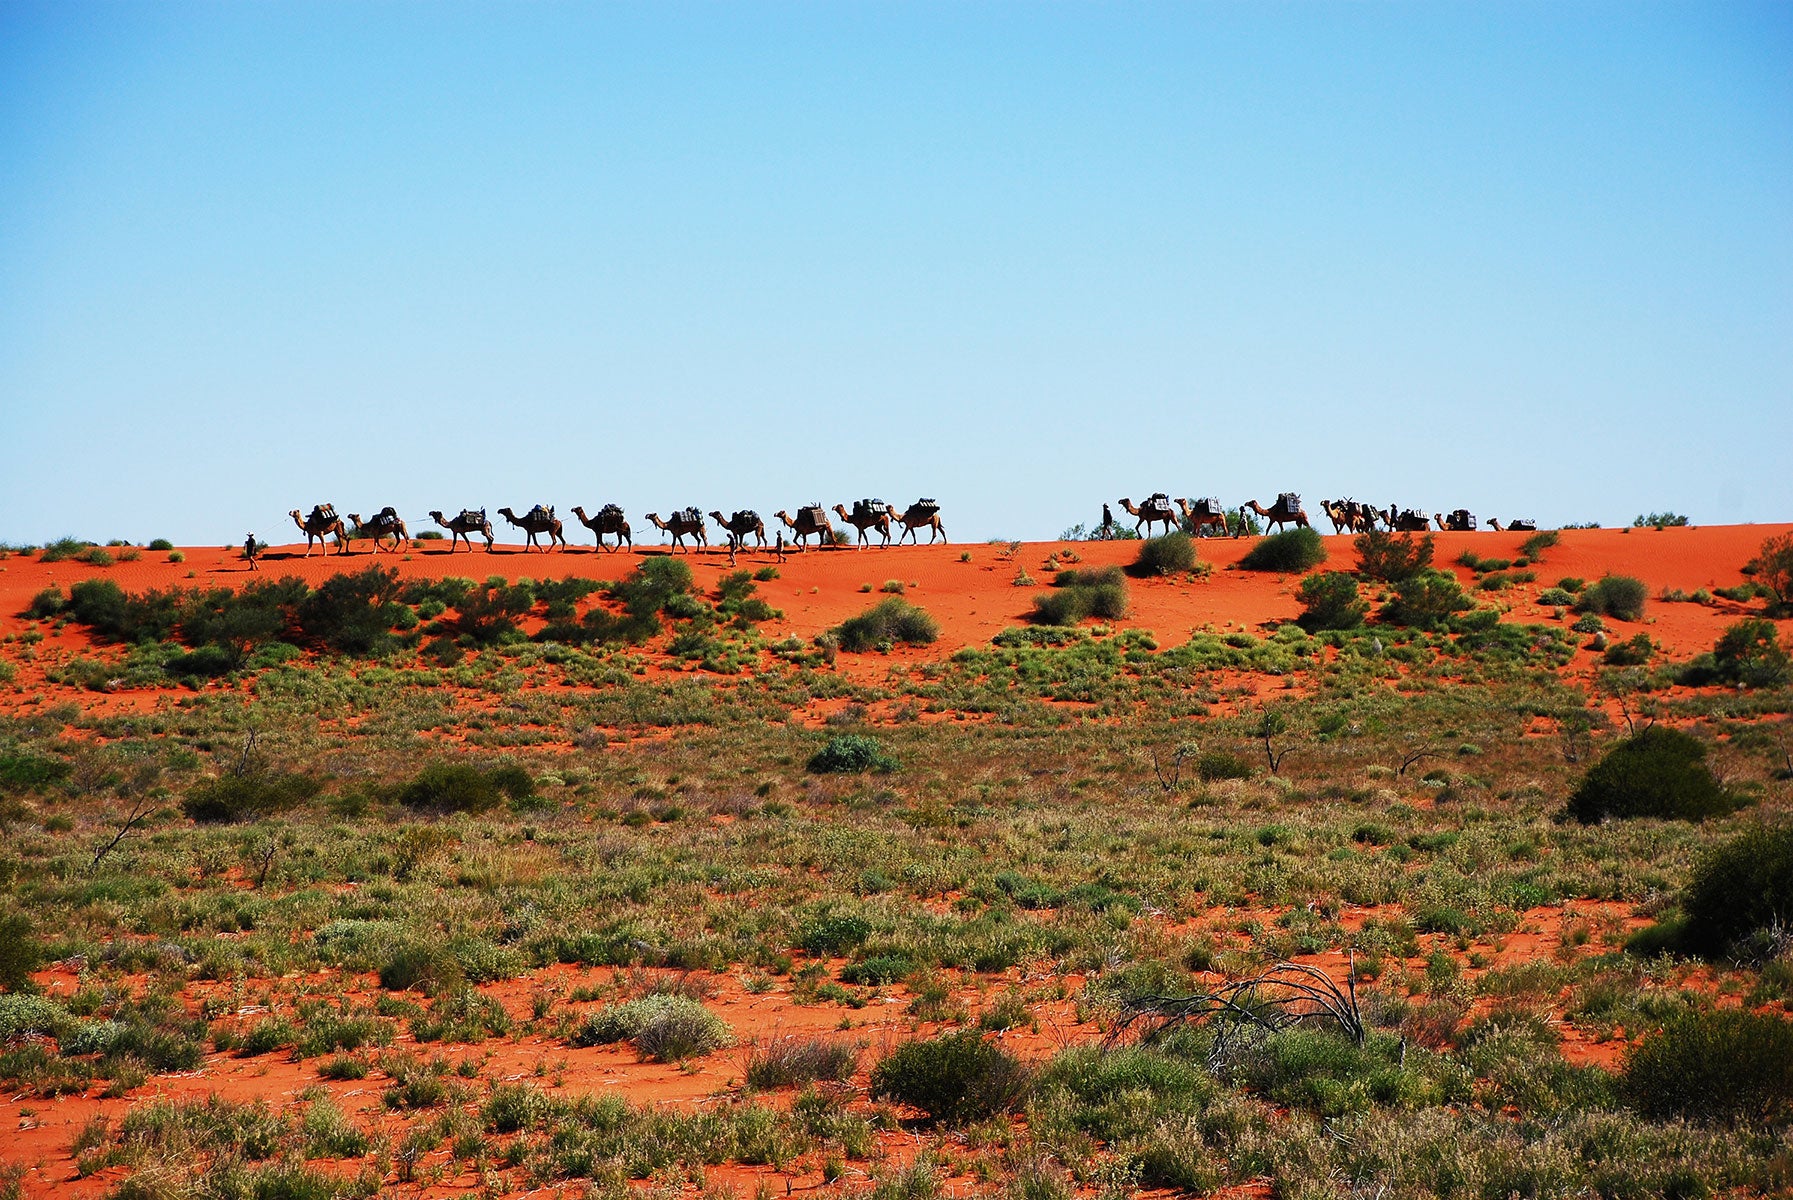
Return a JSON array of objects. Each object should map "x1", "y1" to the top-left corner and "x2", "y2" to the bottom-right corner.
[{"x1": 775, "y1": 506, "x2": 833, "y2": 551}]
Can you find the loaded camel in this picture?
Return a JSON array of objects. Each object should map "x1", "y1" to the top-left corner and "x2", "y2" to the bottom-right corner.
[
  {"x1": 571, "y1": 505, "x2": 632, "y2": 552},
  {"x1": 1240, "y1": 496, "x2": 1310, "y2": 536},
  {"x1": 645, "y1": 510, "x2": 709, "y2": 553},
  {"x1": 429, "y1": 509, "x2": 494, "y2": 552},
  {"x1": 710, "y1": 510, "x2": 767, "y2": 552},
  {"x1": 893, "y1": 500, "x2": 946, "y2": 545},
  {"x1": 1119, "y1": 496, "x2": 1178, "y2": 538},
  {"x1": 1384, "y1": 506, "x2": 1431, "y2": 533},
  {"x1": 775, "y1": 507, "x2": 833, "y2": 551},
  {"x1": 832, "y1": 503, "x2": 892, "y2": 548},
  {"x1": 289, "y1": 505, "x2": 348, "y2": 556},
  {"x1": 1174, "y1": 497, "x2": 1228, "y2": 538},
  {"x1": 498, "y1": 506, "x2": 567, "y2": 552},
  {"x1": 346, "y1": 508, "x2": 409, "y2": 553}
]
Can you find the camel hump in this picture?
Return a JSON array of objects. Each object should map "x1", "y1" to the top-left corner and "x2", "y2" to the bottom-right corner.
[
  {"x1": 732, "y1": 509, "x2": 759, "y2": 525},
  {"x1": 378, "y1": 505, "x2": 397, "y2": 519},
  {"x1": 799, "y1": 504, "x2": 825, "y2": 524},
  {"x1": 600, "y1": 503, "x2": 624, "y2": 519},
  {"x1": 679, "y1": 506, "x2": 702, "y2": 524},
  {"x1": 909, "y1": 498, "x2": 940, "y2": 518},
  {"x1": 1277, "y1": 492, "x2": 1301, "y2": 511},
  {"x1": 457, "y1": 508, "x2": 482, "y2": 524},
  {"x1": 1142, "y1": 493, "x2": 1173, "y2": 516}
]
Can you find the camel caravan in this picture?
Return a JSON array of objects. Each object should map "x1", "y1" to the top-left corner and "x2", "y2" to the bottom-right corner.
[
  {"x1": 279, "y1": 498, "x2": 948, "y2": 556},
  {"x1": 1100, "y1": 494, "x2": 1538, "y2": 539},
  {"x1": 284, "y1": 492, "x2": 1536, "y2": 558}
]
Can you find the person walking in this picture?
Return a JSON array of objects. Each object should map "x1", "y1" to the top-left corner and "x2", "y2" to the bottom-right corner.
[{"x1": 244, "y1": 533, "x2": 259, "y2": 571}]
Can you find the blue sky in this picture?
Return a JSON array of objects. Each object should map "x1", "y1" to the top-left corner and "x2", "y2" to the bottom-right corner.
[{"x1": 2, "y1": 1, "x2": 1789, "y2": 545}]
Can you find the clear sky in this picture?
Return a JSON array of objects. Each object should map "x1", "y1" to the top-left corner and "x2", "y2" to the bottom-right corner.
[{"x1": 2, "y1": 1, "x2": 1789, "y2": 546}]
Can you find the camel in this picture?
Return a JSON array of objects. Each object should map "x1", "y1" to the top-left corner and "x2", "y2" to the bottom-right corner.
[
  {"x1": 709, "y1": 510, "x2": 767, "y2": 552},
  {"x1": 498, "y1": 506, "x2": 566, "y2": 552},
  {"x1": 646, "y1": 509, "x2": 708, "y2": 553},
  {"x1": 1175, "y1": 497, "x2": 1228, "y2": 538},
  {"x1": 1505, "y1": 519, "x2": 1538, "y2": 533},
  {"x1": 289, "y1": 505, "x2": 348, "y2": 556},
  {"x1": 1119, "y1": 495, "x2": 1178, "y2": 538},
  {"x1": 893, "y1": 499, "x2": 946, "y2": 545},
  {"x1": 429, "y1": 509, "x2": 495, "y2": 552},
  {"x1": 1384, "y1": 507, "x2": 1430, "y2": 533},
  {"x1": 775, "y1": 506, "x2": 833, "y2": 551},
  {"x1": 1487, "y1": 518, "x2": 1503, "y2": 532},
  {"x1": 346, "y1": 508, "x2": 409, "y2": 553},
  {"x1": 1435, "y1": 510, "x2": 1477, "y2": 533},
  {"x1": 833, "y1": 502, "x2": 892, "y2": 548},
  {"x1": 571, "y1": 505, "x2": 632, "y2": 552},
  {"x1": 1240, "y1": 495, "x2": 1310, "y2": 536}
]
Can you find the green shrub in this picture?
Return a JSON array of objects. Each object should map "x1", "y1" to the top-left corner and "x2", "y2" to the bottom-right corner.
[
  {"x1": 1681, "y1": 822, "x2": 1793, "y2": 960},
  {"x1": 0, "y1": 914, "x2": 41, "y2": 993},
  {"x1": 0, "y1": 993, "x2": 69, "y2": 1039},
  {"x1": 1196, "y1": 752, "x2": 1254, "y2": 782},
  {"x1": 1296, "y1": 572, "x2": 1367, "y2": 631},
  {"x1": 1602, "y1": 633, "x2": 1654, "y2": 666},
  {"x1": 37, "y1": 538, "x2": 89, "y2": 564},
  {"x1": 1743, "y1": 532, "x2": 1793, "y2": 615},
  {"x1": 1562, "y1": 728, "x2": 1741, "y2": 824},
  {"x1": 396, "y1": 761, "x2": 531, "y2": 814},
  {"x1": 147, "y1": 539, "x2": 174, "y2": 552},
  {"x1": 1537, "y1": 587, "x2": 1576, "y2": 606},
  {"x1": 1132, "y1": 533, "x2": 1196, "y2": 577},
  {"x1": 1381, "y1": 569, "x2": 1472, "y2": 629},
  {"x1": 745, "y1": 1037, "x2": 859, "y2": 1089},
  {"x1": 24, "y1": 587, "x2": 65, "y2": 619},
  {"x1": 799, "y1": 913, "x2": 873, "y2": 956},
  {"x1": 1031, "y1": 568, "x2": 1128, "y2": 625},
  {"x1": 0, "y1": 753, "x2": 68, "y2": 795},
  {"x1": 1354, "y1": 530, "x2": 1434, "y2": 583},
  {"x1": 571, "y1": 994, "x2": 731, "y2": 1061},
  {"x1": 377, "y1": 942, "x2": 463, "y2": 994},
  {"x1": 1633, "y1": 511, "x2": 1689, "y2": 529},
  {"x1": 808, "y1": 735, "x2": 897, "y2": 774},
  {"x1": 1711, "y1": 618, "x2": 1789, "y2": 687},
  {"x1": 1624, "y1": 1006, "x2": 1793, "y2": 1125},
  {"x1": 182, "y1": 770, "x2": 321, "y2": 824},
  {"x1": 1575, "y1": 575, "x2": 1647, "y2": 621},
  {"x1": 482, "y1": 1083, "x2": 548, "y2": 1133},
  {"x1": 1239, "y1": 528, "x2": 1326, "y2": 573},
  {"x1": 1519, "y1": 530, "x2": 1559, "y2": 560},
  {"x1": 870, "y1": 1030, "x2": 1030, "y2": 1124},
  {"x1": 834, "y1": 598, "x2": 939, "y2": 652}
]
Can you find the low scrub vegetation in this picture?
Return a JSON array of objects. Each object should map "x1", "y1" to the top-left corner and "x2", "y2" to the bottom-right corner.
[
  {"x1": 1132, "y1": 532, "x2": 1196, "y2": 577},
  {"x1": 870, "y1": 1030, "x2": 1030, "y2": 1124},
  {"x1": 833, "y1": 598, "x2": 939, "y2": 652},
  {"x1": 1563, "y1": 728, "x2": 1741, "y2": 824},
  {"x1": 1575, "y1": 575, "x2": 1648, "y2": 621},
  {"x1": 1239, "y1": 528, "x2": 1326, "y2": 573},
  {"x1": 1032, "y1": 567, "x2": 1128, "y2": 625}
]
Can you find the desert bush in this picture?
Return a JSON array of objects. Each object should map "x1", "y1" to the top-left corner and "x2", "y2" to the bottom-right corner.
[
  {"x1": 1681, "y1": 821, "x2": 1793, "y2": 960},
  {"x1": 1381, "y1": 569, "x2": 1472, "y2": 629},
  {"x1": 395, "y1": 761, "x2": 532, "y2": 814},
  {"x1": 808, "y1": 735, "x2": 897, "y2": 774},
  {"x1": 1633, "y1": 511, "x2": 1689, "y2": 529},
  {"x1": 1031, "y1": 567, "x2": 1128, "y2": 625},
  {"x1": 482, "y1": 1083, "x2": 548, "y2": 1134},
  {"x1": 1354, "y1": 530, "x2": 1434, "y2": 583},
  {"x1": 870, "y1": 1030, "x2": 1030, "y2": 1124},
  {"x1": 0, "y1": 753, "x2": 68, "y2": 795},
  {"x1": 1519, "y1": 530, "x2": 1559, "y2": 560},
  {"x1": 377, "y1": 941, "x2": 463, "y2": 994},
  {"x1": 0, "y1": 914, "x2": 41, "y2": 993},
  {"x1": 1197, "y1": 751, "x2": 1254, "y2": 781},
  {"x1": 1296, "y1": 572, "x2": 1367, "y2": 632},
  {"x1": 1710, "y1": 618, "x2": 1790, "y2": 687},
  {"x1": 36, "y1": 538, "x2": 89, "y2": 564},
  {"x1": 571, "y1": 994, "x2": 731, "y2": 1062},
  {"x1": 1602, "y1": 633, "x2": 1654, "y2": 667},
  {"x1": 1742, "y1": 532, "x2": 1793, "y2": 615},
  {"x1": 1132, "y1": 533, "x2": 1196, "y2": 577},
  {"x1": 1562, "y1": 727, "x2": 1741, "y2": 824},
  {"x1": 24, "y1": 587, "x2": 64, "y2": 619},
  {"x1": 834, "y1": 598, "x2": 939, "y2": 652},
  {"x1": 1538, "y1": 587, "x2": 1577, "y2": 606},
  {"x1": 1575, "y1": 575, "x2": 1647, "y2": 621},
  {"x1": 296, "y1": 566, "x2": 411, "y2": 656},
  {"x1": 147, "y1": 539, "x2": 174, "y2": 552},
  {"x1": 182, "y1": 769, "x2": 321, "y2": 824},
  {"x1": 1624, "y1": 1006, "x2": 1793, "y2": 1125},
  {"x1": 0, "y1": 994, "x2": 69, "y2": 1039},
  {"x1": 1239, "y1": 528, "x2": 1326, "y2": 573},
  {"x1": 798, "y1": 912, "x2": 872, "y2": 956},
  {"x1": 745, "y1": 1037, "x2": 859, "y2": 1089}
]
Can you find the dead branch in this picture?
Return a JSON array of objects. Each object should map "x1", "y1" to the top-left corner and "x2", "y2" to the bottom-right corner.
[{"x1": 1105, "y1": 957, "x2": 1365, "y2": 1049}]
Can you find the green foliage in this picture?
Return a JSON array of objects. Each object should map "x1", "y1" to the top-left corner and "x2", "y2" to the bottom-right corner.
[
  {"x1": 1575, "y1": 575, "x2": 1647, "y2": 621},
  {"x1": 1624, "y1": 1007, "x2": 1793, "y2": 1125},
  {"x1": 0, "y1": 914, "x2": 41, "y2": 993},
  {"x1": 807, "y1": 735, "x2": 896, "y2": 774},
  {"x1": 396, "y1": 761, "x2": 532, "y2": 814},
  {"x1": 36, "y1": 537, "x2": 90, "y2": 564},
  {"x1": 870, "y1": 1030, "x2": 1030, "y2": 1124},
  {"x1": 24, "y1": 587, "x2": 65, "y2": 619},
  {"x1": 1296, "y1": 572, "x2": 1367, "y2": 632},
  {"x1": 1602, "y1": 633, "x2": 1654, "y2": 667},
  {"x1": 182, "y1": 765, "x2": 321, "y2": 823},
  {"x1": 1239, "y1": 528, "x2": 1326, "y2": 573},
  {"x1": 297, "y1": 567, "x2": 411, "y2": 656},
  {"x1": 1633, "y1": 512, "x2": 1689, "y2": 529},
  {"x1": 1562, "y1": 728, "x2": 1741, "y2": 824},
  {"x1": 147, "y1": 539, "x2": 175, "y2": 552},
  {"x1": 834, "y1": 598, "x2": 939, "y2": 652},
  {"x1": 571, "y1": 994, "x2": 731, "y2": 1061},
  {"x1": 1132, "y1": 532, "x2": 1196, "y2": 577},
  {"x1": 1196, "y1": 751, "x2": 1254, "y2": 781},
  {"x1": 1353, "y1": 530, "x2": 1434, "y2": 583},
  {"x1": 1382, "y1": 569, "x2": 1472, "y2": 629},
  {"x1": 1743, "y1": 532, "x2": 1793, "y2": 615},
  {"x1": 746, "y1": 1038, "x2": 859, "y2": 1089},
  {"x1": 799, "y1": 912, "x2": 872, "y2": 955},
  {"x1": 1711, "y1": 618, "x2": 1789, "y2": 687},
  {"x1": 1032, "y1": 567, "x2": 1128, "y2": 625},
  {"x1": 0, "y1": 993, "x2": 68, "y2": 1038},
  {"x1": 0, "y1": 753, "x2": 69, "y2": 795},
  {"x1": 1682, "y1": 822, "x2": 1793, "y2": 960},
  {"x1": 1518, "y1": 530, "x2": 1559, "y2": 560}
]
